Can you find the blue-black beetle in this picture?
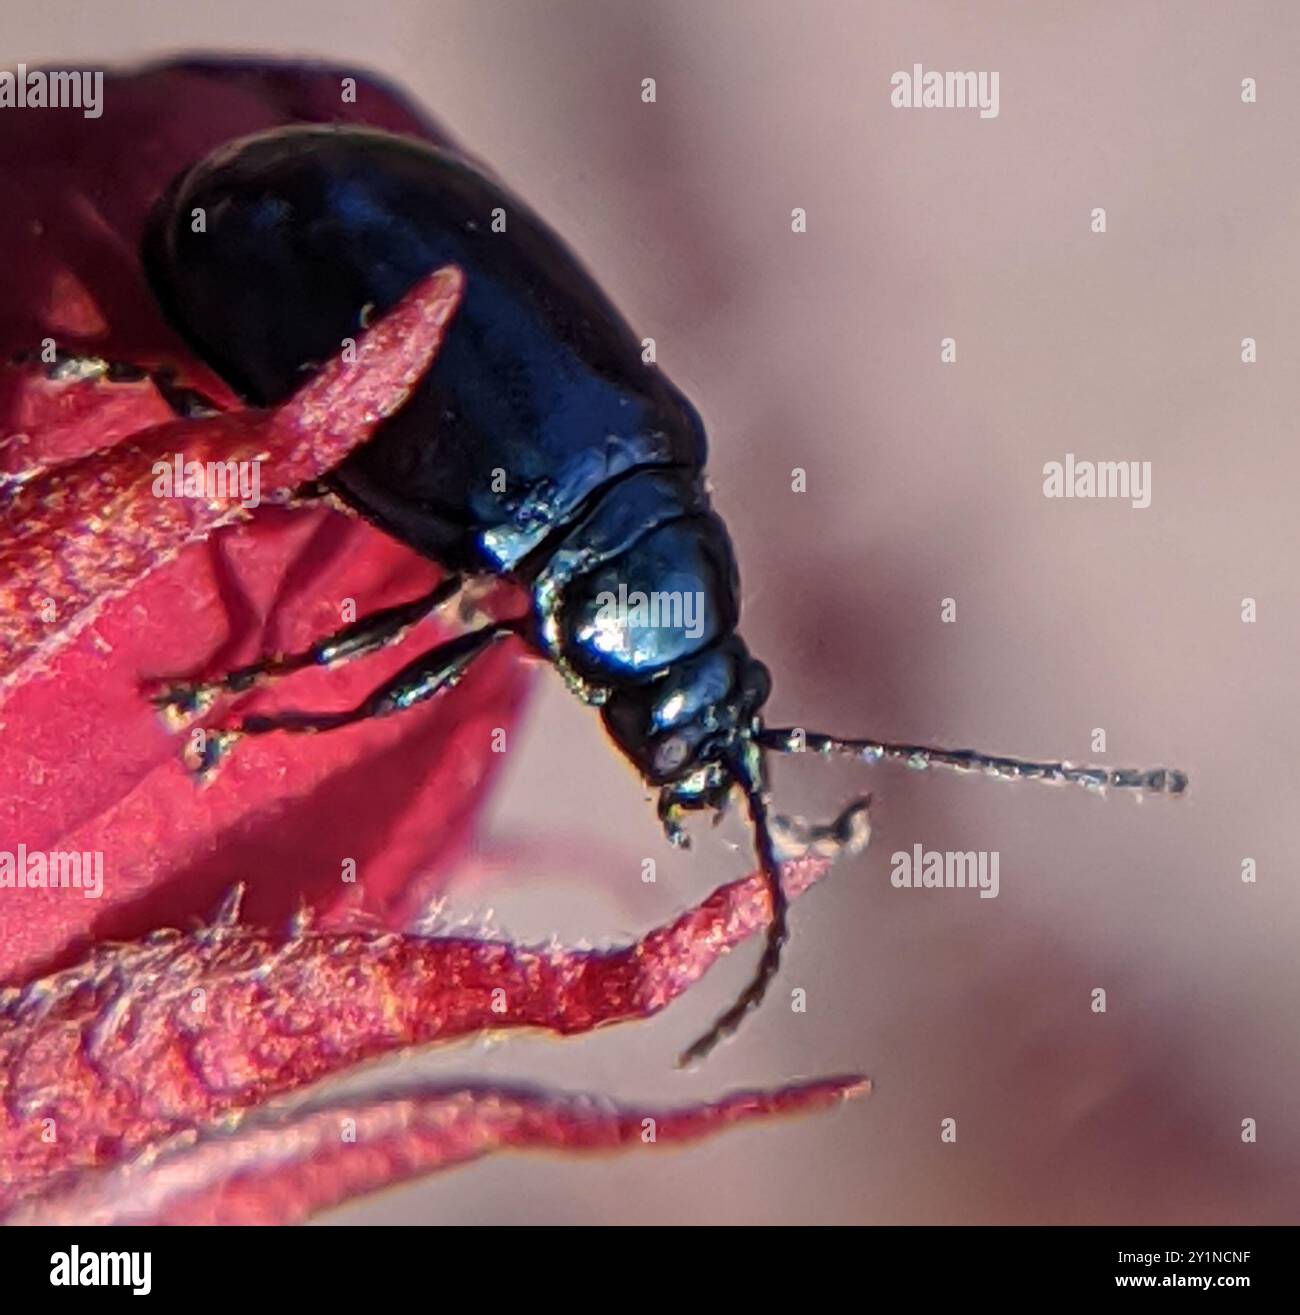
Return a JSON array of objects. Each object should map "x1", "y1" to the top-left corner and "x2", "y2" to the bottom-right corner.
[{"x1": 139, "y1": 126, "x2": 1186, "y2": 1063}]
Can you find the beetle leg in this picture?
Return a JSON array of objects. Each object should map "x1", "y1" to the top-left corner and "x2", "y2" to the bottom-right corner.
[
  {"x1": 151, "y1": 575, "x2": 466, "y2": 727},
  {"x1": 14, "y1": 348, "x2": 224, "y2": 418},
  {"x1": 142, "y1": 367, "x2": 223, "y2": 419},
  {"x1": 656, "y1": 791, "x2": 691, "y2": 849},
  {"x1": 184, "y1": 621, "x2": 517, "y2": 777}
]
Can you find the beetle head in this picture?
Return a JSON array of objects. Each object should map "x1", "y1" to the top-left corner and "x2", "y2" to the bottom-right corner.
[{"x1": 601, "y1": 635, "x2": 771, "y2": 805}]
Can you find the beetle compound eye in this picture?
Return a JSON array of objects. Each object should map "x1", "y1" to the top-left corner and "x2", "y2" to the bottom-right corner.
[{"x1": 740, "y1": 658, "x2": 772, "y2": 716}]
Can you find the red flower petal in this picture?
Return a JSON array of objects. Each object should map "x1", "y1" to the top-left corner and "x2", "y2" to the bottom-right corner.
[
  {"x1": 0, "y1": 857, "x2": 841, "y2": 1218},
  {"x1": 8, "y1": 1076, "x2": 868, "y2": 1226},
  {"x1": 1, "y1": 265, "x2": 465, "y2": 690}
]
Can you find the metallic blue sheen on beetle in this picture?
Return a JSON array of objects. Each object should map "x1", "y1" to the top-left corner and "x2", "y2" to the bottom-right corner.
[{"x1": 141, "y1": 125, "x2": 1187, "y2": 1065}]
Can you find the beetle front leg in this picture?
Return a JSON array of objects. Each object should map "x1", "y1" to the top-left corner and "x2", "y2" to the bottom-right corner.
[
  {"x1": 184, "y1": 620, "x2": 516, "y2": 778},
  {"x1": 657, "y1": 790, "x2": 691, "y2": 849}
]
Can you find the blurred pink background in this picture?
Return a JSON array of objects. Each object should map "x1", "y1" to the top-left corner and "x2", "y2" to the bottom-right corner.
[{"x1": 13, "y1": 0, "x2": 1298, "y2": 1223}]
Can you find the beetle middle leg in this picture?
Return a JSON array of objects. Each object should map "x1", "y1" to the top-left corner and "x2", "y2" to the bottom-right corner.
[
  {"x1": 186, "y1": 619, "x2": 519, "y2": 777},
  {"x1": 152, "y1": 575, "x2": 465, "y2": 727}
]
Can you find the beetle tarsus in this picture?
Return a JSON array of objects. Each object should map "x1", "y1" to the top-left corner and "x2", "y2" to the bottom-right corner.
[
  {"x1": 152, "y1": 680, "x2": 220, "y2": 731},
  {"x1": 183, "y1": 727, "x2": 243, "y2": 782}
]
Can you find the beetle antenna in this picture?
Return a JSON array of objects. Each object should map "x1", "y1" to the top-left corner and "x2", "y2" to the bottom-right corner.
[
  {"x1": 677, "y1": 741, "x2": 788, "y2": 1067},
  {"x1": 755, "y1": 727, "x2": 1187, "y2": 797}
]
